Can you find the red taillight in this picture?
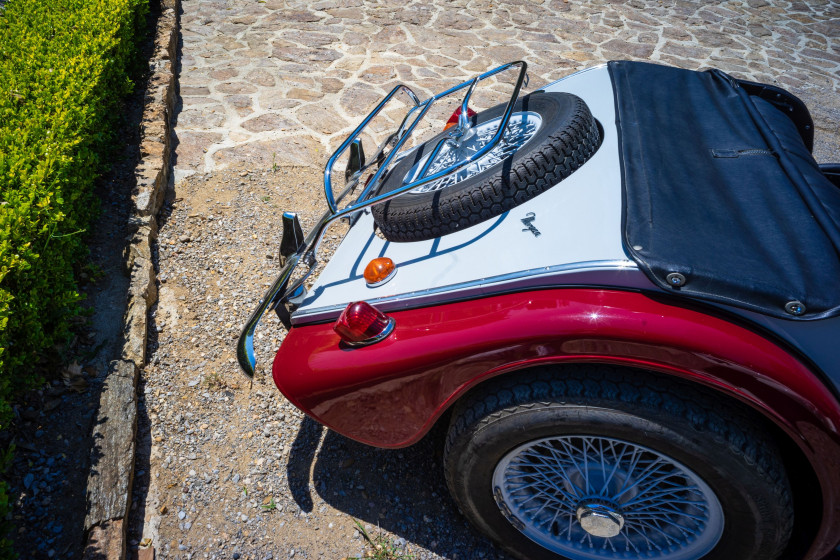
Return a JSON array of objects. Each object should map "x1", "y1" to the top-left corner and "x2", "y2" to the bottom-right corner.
[
  {"x1": 333, "y1": 301, "x2": 395, "y2": 345},
  {"x1": 444, "y1": 105, "x2": 477, "y2": 131}
]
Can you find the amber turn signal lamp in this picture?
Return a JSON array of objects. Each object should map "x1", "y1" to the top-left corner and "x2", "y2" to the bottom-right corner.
[
  {"x1": 334, "y1": 301, "x2": 395, "y2": 346},
  {"x1": 443, "y1": 106, "x2": 477, "y2": 131},
  {"x1": 364, "y1": 257, "x2": 396, "y2": 287}
]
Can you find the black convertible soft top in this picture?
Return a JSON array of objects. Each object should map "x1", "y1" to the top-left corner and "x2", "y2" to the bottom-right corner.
[{"x1": 610, "y1": 61, "x2": 840, "y2": 320}]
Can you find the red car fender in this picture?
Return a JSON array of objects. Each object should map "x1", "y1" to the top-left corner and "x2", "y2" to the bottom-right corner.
[{"x1": 273, "y1": 288, "x2": 840, "y2": 559}]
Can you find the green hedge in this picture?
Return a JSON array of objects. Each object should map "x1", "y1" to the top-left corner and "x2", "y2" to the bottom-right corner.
[
  {"x1": 0, "y1": 0, "x2": 148, "y2": 422},
  {"x1": 0, "y1": 1, "x2": 148, "y2": 551},
  {"x1": 0, "y1": 2, "x2": 149, "y2": 553}
]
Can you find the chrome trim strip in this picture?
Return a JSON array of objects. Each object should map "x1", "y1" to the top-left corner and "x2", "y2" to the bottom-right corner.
[{"x1": 292, "y1": 260, "x2": 643, "y2": 325}]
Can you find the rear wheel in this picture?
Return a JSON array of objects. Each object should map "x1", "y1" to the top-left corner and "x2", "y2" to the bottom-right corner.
[{"x1": 444, "y1": 366, "x2": 793, "y2": 560}]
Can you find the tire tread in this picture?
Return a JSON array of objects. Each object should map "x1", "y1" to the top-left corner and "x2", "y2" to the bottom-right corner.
[
  {"x1": 444, "y1": 365, "x2": 794, "y2": 560},
  {"x1": 373, "y1": 95, "x2": 601, "y2": 242}
]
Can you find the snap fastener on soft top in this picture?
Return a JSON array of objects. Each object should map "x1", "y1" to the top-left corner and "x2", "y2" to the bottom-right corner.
[
  {"x1": 785, "y1": 301, "x2": 806, "y2": 316},
  {"x1": 666, "y1": 272, "x2": 686, "y2": 287}
]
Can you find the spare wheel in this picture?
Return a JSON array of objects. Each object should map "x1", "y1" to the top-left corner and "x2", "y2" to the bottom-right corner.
[{"x1": 371, "y1": 91, "x2": 602, "y2": 242}]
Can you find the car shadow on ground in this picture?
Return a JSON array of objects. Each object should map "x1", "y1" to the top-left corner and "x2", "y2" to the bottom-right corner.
[{"x1": 287, "y1": 416, "x2": 510, "y2": 559}]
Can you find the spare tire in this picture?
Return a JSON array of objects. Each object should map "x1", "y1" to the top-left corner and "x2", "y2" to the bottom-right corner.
[{"x1": 371, "y1": 91, "x2": 602, "y2": 242}]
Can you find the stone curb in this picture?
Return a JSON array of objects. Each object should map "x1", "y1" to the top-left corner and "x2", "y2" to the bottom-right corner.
[{"x1": 83, "y1": 1, "x2": 180, "y2": 558}]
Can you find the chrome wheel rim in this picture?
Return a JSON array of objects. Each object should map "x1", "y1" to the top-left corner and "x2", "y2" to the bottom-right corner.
[
  {"x1": 404, "y1": 111, "x2": 542, "y2": 194},
  {"x1": 492, "y1": 436, "x2": 724, "y2": 560}
]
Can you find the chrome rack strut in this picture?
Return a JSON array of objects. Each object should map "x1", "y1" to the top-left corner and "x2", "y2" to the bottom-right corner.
[
  {"x1": 237, "y1": 61, "x2": 529, "y2": 377},
  {"x1": 412, "y1": 76, "x2": 481, "y2": 183}
]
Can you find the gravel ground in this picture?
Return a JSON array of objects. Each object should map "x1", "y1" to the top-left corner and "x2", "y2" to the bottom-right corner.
[
  {"x1": 8, "y1": 372, "x2": 102, "y2": 559},
  {"x1": 129, "y1": 166, "x2": 506, "y2": 559}
]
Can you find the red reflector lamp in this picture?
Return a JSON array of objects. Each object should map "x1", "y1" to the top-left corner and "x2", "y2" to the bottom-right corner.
[
  {"x1": 334, "y1": 301, "x2": 395, "y2": 346},
  {"x1": 444, "y1": 105, "x2": 477, "y2": 131}
]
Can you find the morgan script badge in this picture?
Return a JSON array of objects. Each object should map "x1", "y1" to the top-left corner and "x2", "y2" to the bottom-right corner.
[{"x1": 521, "y1": 212, "x2": 541, "y2": 237}]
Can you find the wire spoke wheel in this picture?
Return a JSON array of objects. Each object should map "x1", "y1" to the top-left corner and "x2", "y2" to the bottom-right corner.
[
  {"x1": 493, "y1": 436, "x2": 724, "y2": 560},
  {"x1": 444, "y1": 367, "x2": 793, "y2": 560},
  {"x1": 404, "y1": 112, "x2": 543, "y2": 194}
]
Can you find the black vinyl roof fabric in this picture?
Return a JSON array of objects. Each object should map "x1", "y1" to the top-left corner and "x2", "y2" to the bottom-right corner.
[{"x1": 609, "y1": 61, "x2": 840, "y2": 320}]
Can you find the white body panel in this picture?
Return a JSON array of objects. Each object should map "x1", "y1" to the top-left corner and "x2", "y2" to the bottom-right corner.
[{"x1": 294, "y1": 65, "x2": 645, "y2": 323}]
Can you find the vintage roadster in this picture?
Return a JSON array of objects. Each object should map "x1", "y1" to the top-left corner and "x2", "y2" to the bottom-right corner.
[{"x1": 237, "y1": 61, "x2": 840, "y2": 560}]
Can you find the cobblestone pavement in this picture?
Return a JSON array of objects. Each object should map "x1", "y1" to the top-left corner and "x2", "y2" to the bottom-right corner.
[
  {"x1": 134, "y1": 1, "x2": 840, "y2": 559},
  {"x1": 174, "y1": 0, "x2": 839, "y2": 174}
]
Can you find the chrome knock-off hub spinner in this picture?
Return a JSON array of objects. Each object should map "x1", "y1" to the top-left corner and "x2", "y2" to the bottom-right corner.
[{"x1": 575, "y1": 502, "x2": 624, "y2": 538}]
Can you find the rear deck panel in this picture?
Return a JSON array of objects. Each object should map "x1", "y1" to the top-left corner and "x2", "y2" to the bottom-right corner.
[{"x1": 293, "y1": 65, "x2": 638, "y2": 323}]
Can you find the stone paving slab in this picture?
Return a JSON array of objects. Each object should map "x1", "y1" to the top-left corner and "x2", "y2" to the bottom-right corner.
[{"x1": 174, "y1": 0, "x2": 839, "y2": 178}]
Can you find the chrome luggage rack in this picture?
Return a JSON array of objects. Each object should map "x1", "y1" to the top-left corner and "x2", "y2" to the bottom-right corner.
[{"x1": 237, "y1": 61, "x2": 529, "y2": 377}]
